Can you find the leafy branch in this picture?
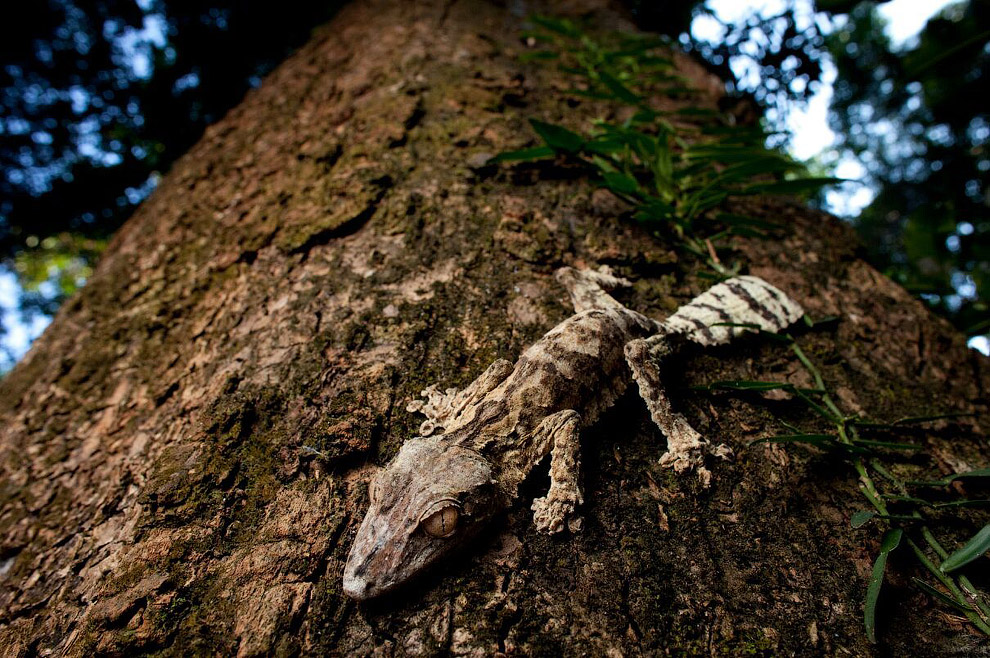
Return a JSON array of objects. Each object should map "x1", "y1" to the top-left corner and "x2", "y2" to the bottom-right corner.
[
  {"x1": 500, "y1": 16, "x2": 842, "y2": 278},
  {"x1": 697, "y1": 327, "x2": 990, "y2": 639}
]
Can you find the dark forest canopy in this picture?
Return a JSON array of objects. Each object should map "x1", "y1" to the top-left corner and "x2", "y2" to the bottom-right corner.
[{"x1": 0, "y1": 0, "x2": 988, "y2": 367}]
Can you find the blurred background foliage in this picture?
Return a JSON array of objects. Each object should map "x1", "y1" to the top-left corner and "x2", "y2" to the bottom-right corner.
[{"x1": 1, "y1": 0, "x2": 988, "y2": 370}]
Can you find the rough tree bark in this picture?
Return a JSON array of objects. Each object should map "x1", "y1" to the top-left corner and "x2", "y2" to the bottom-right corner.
[{"x1": 1, "y1": 0, "x2": 988, "y2": 655}]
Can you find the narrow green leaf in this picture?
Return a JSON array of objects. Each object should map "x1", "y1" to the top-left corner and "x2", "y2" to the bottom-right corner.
[
  {"x1": 932, "y1": 499, "x2": 990, "y2": 509},
  {"x1": 492, "y1": 146, "x2": 556, "y2": 162},
  {"x1": 793, "y1": 388, "x2": 842, "y2": 423},
  {"x1": 597, "y1": 71, "x2": 640, "y2": 104},
  {"x1": 910, "y1": 578, "x2": 975, "y2": 614},
  {"x1": 529, "y1": 119, "x2": 584, "y2": 153},
  {"x1": 682, "y1": 145, "x2": 783, "y2": 162},
  {"x1": 632, "y1": 199, "x2": 675, "y2": 223},
  {"x1": 907, "y1": 468, "x2": 990, "y2": 486},
  {"x1": 881, "y1": 528, "x2": 904, "y2": 552},
  {"x1": 530, "y1": 15, "x2": 582, "y2": 38},
  {"x1": 964, "y1": 317, "x2": 990, "y2": 334},
  {"x1": 892, "y1": 412, "x2": 976, "y2": 425},
  {"x1": 881, "y1": 494, "x2": 932, "y2": 506},
  {"x1": 628, "y1": 109, "x2": 659, "y2": 124},
  {"x1": 518, "y1": 51, "x2": 559, "y2": 62},
  {"x1": 601, "y1": 171, "x2": 640, "y2": 196},
  {"x1": 589, "y1": 154, "x2": 619, "y2": 174},
  {"x1": 865, "y1": 528, "x2": 903, "y2": 644},
  {"x1": 717, "y1": 157, "x2": 797, "y2": 182},
  {"x1": 584, "y1": 137, "x2": 626, "y2": 155},
  {"x1": 940, "y1": 524, "x2": 990, "y2": 573},
  {"x1": 851, "y1": 510, "x2": 876, "y2": 528},
  {"x1": 945, "y1": 468, "x2": 990, "y2": 481},
  {"x1": 851, "y1": 438, "x2": 923, "y2": 451}
]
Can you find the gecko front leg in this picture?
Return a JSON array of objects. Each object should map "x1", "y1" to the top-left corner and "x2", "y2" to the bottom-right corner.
[
  {"x1": 624, "y1": 335, "x2": 721, "y2": 486},
  {"x1": 625, "y1": 275, "x2": 803, "y2": 485},
  {"x1": 407, "y1": 358, "x2": 514, "y2": 435},
  {"x1": 529, "y1": 410, "x2": 584, "y2": 534}
]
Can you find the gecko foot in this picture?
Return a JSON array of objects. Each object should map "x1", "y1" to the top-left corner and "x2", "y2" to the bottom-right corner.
[
  {"x1": 531, "y1": 491, "x2": 583, "y2": 534},
  {"x1": 406, "y1": 359, "x2": 514, "y2": 435},
  {"x1": 406, "y1": 384, "x2": 460, "y2": 436},
  {"x1": 530, "y1": 410, "x2": 584, "y2": 533},
  {"x1": 625, "y1": 336, "x2": 726, "y2": 487}
]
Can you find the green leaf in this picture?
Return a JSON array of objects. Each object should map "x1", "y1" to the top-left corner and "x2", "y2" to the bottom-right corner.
[
  {"x1": 932, "y1": 499, "x2": 990, "y2": 509},
  {"x1": 948, "y1": 468, "x2": 990, "y2": 481},
  {"x1": 892, "y1": 412, "x2": 976, "y2": 425},
  {"x1": 492, "y1": 146, "x2": 556, "y2": 162},
  {"x1": 881, "y1": 494, "x2": 932, "y2": 506},
  {"x1": 716, "y1": 156, "x2": 797, "y2": 183},
  {"x1": 940, "y1": 524, "x2": 990, "y2": 573},
  {"x1": 850, "y1": 438, "x2": 923, "y2": 451},
  {"x1": 907, "y1": 468, "x2": 990, "y2": 487},
  {"x1": 530, "y1": 15, "x2": 582, "y2": 38},
  {"x1": 881, "y1": 528, "x2": 903, "y2": 552},
  {"x1": 865, "y1": 528, "x2": 903, "y2": 644},
  {"x1": 741, "y1": 177, "x2": 847, "y2": 196},
  {"x1": 910, "y1": 578, "x2": 975, "y2": 614},
  {"x1": 802, "y1": 315, "x2": 840, "y2": 329},
  {"x1": 518, "y1": 51, "x2": 559, "y2": 62},
  {"x1": 597, "y1": 71, "x2": 640, "y2": 104},
  {"x1": 600, "y1": 171, "x2": 640, "y2": 196},
  {"x1": 529, "y1": 119, "x2": 585, "y2": 153},
  {"x1": 683, "y1": 145, "x2": 786, "y2": 162},
  {"x1": 584, "y1": 137, "x2": 626, "y2": 155},
  {"x1": 851, "y1": 510, "x2": 876, "y2": 528}
]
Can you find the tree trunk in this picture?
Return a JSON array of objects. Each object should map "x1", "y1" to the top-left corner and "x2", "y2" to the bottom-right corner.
[{"x1": 1, "y1": 1, "x2": 987, "y2": 655}]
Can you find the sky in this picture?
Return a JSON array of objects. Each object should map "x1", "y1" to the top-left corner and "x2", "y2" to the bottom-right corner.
[{"x1": 0, "y1": 0, "x2": 983, "y2": 370}]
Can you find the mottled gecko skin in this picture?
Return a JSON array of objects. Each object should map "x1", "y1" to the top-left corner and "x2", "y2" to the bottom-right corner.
[{"x1": 342, "y1": 267, "x2": 803, "y2": 600}]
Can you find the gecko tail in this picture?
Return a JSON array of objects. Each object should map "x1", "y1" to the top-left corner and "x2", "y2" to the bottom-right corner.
[{"x1": 663, "y1": 275, "x2": 804, "y2": 347}]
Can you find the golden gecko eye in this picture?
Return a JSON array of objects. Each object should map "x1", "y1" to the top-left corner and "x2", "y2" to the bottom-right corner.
[{"x1": 421, "y1": 504, "x2": 460, "y2": 538}]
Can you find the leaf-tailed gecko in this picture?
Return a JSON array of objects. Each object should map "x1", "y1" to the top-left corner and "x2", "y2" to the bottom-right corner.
[{"x1": 342, "y1": 266, "x2": 803, "y2": 600}]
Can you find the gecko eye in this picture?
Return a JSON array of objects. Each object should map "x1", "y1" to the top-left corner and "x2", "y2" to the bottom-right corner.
[{"x1": 420, "y1": 503, "x2": 460, "y2": 538}]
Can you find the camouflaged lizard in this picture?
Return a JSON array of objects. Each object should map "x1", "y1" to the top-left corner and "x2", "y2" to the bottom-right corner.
[{"x1": 342, "y1": 266, "x2": 804, "y2": 600}]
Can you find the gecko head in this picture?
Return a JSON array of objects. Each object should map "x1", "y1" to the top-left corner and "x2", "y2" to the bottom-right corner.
[{"x1": 342, "y1": 436, "x2": 500, "y2": 601}]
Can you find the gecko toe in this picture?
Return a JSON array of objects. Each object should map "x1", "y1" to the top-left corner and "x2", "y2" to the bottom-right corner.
[{"x1": 531, "y1": 495, "x2": 578, "y2": 534}]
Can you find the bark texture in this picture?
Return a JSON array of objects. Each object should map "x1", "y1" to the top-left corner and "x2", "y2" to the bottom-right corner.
[{"x1": 1, "y1": 1, "x2": 988, "y2": 655}]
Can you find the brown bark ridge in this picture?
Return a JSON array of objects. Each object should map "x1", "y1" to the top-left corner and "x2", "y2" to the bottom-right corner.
[{"x1": 1, "y1": 0, "x2": 988, "y2": 655}]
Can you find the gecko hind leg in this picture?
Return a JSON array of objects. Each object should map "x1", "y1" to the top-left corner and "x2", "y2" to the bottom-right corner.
[
  {"x1": 530, "y1": 410, "x2": 584, "y2": 534},
  {"x1": 407, "y1": 359, "x2": 514, "y2": 435},
  {"x1": 555, "y1": 265, "x2": 632, "y2": 312},
  {"x1": 624, "y1": 335, "x2": 730, "y2": 487}
]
